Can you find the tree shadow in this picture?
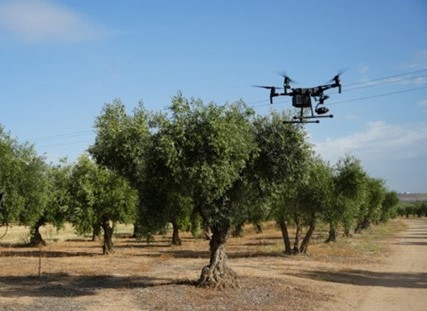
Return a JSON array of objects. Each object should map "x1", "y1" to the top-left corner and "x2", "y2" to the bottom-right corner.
[
  {"x1": 0, "y1": 250, "x2": 98, "y2": 258},
  {"x1": 255, "y1": 236, "x2": 282, "y2": 240},
  {"x1": 242, "y1": 242, "x2": 277, "y2": 247},
  {"x1": 114, "y1": 243, "x2": 171, "y2": 249},
  {"x1": 161, "y1": 249, "x2": 285, "y2": 259},
  {"x1": 393, "y1": 241, "x2": 427, "y2": 246},
  {"x1": 292, "y1": 269, "x2": 427, "y2": 289},
  {"x1": 0, "y1": 273, "x2": 196, "y2": 298}
]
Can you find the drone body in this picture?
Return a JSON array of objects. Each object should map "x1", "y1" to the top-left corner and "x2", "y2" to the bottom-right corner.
[{"x1": 255, "y1": 73, "x2": 342, "y2": 123}]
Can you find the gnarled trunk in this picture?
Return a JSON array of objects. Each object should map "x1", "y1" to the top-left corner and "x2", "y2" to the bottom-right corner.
[
  {"x1": 29, "y1": 219, "x2": 46, "y2": 247},
  {"x1": 293, "y1": 221, "x2": 302, "y2": 254},
  {"x1": 198, "y1": 225, "x2": 238, "y2": 289},
  {"x1": 343, "y1": 227, "x2": 352, "y2": 238},
  {"x1": 171, "y1": 220, "x2": 182, "y2": 246},
  {"x1": 232, "y1": 222, "x2": 244, "y2": 237},
  {"x1": 254, "y1": 223, "x2": 263, "y2": 234},
  {"x1": 132, "y1": 221, "x2": 142, "y2": 239},
  {"x1": 101, "y1": 220, "x2": 114, "y2": 255},
  {"x1": 325, "y1": 223, "x2": 337, "y2": 243},
  {"x1": 298, "y1": 212, "x2": 316, "y2": 254},
  {"x1": 278, "y1": 217, "x2": 292, "y2": 255},
  {"x1": 92, "y1": 224, "x2": 101, "y2": 241},
  {"x1": 354, "y1": 218, "x2": 370, "y2": 233}
]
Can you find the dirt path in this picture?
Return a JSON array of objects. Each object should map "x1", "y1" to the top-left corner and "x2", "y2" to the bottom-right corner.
[{"x1": 329, "y1": 218, "x2": 427, "y2": 310}]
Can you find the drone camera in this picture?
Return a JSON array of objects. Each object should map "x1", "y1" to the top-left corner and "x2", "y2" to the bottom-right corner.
[{"x1": 315, "y1": 106, "x2": 329, "y2": 115}]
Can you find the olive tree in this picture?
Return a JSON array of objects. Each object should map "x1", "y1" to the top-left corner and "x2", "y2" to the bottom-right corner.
[
  {"x1": 154, "y1": 95, "x2": 258, "y2": 288},
  {"x1": 29, "y1": 160, "x2": 72, "y2": 246},
  {"x1": 89, "y1": 99, "x2": 151, "y2": 236},
  {"x1": 0, "y1": 126, "x2": 50, "y2": 245},
  {"x1": 249, "y1": 112, "x2": 312, "y2": 255},
  {"x1": 354, "y1": 177, "x2": 386, "y2": 233},
  {"x1": 293, "y1": 159, "x2": 334, "y2": 254},
  {"x1": 68, "y1": 155, "x2": 138, "y2": 254},
  {"x1": 379, "y1": 190, "x2": 399, "y2": 222},
  {"x1": 323, "y1": 156, "x2": 367, "y2": 242},
  {"x1": 140, "y1": 111, "x2": 194, "y2": 245}
]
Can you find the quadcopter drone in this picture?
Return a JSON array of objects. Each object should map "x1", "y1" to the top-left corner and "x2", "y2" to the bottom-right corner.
[{"x1": 255, "y1": 72, "x2": 342, "y2": 123}]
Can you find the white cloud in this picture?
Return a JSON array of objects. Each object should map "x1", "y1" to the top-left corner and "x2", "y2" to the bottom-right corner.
[
  {"x1": 417, "y1": 99, "x2": 427, "y2": 107},
  {"x1": 401, "y1": 50, "x2": 427, "y2": 70},
  {"x1": 0, "y1": 0, "x2": 107, "y2": 43},
  {"x1": 313, "y1": 121, "x2": 427, "y2": 164},
  {"x1": 358, "y1": 63, "x2": 369, "y2": 79}
]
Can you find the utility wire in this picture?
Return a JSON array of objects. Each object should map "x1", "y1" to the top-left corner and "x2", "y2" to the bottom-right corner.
[
  {"x1": 29, "y1": 130, "x2": 94, "y2": 142},
  {"x1": 331, "y1": 86, "x2": 427, "y2": 105},
  {"x1": 345, "y1": 68, "x2": 427, "y2": 87},
  {"x1": 37, "y1": 140, "x2": 94, "y2": 148},
  {"x1": 249, "y1": 86, "x2": 427, "y2": 109},
  {"x1": 23, "y1": 69, "x2": 427, "y2": 144},
  {"x1": 346, "y1": 74, "x2": 427, "y2": 92}
]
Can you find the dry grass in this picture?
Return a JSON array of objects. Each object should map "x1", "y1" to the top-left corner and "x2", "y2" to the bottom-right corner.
[{"x1": 0, "y1": 219, "x2": 407, "y2": 310}]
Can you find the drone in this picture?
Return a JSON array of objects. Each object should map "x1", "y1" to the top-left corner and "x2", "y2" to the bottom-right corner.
[{"x1": 255, "y1": 72, "x2": 343, "y2": 123}]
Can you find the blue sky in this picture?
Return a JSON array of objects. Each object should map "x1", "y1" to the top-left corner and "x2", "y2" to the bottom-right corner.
[{"x1": 1, "y1": 0, "x2": 427, "y2": 192}]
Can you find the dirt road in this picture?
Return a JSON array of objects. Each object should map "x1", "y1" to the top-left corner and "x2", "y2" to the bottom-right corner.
[{"x1": 329, "y1": 218, "x2": 427, "y2": 310}]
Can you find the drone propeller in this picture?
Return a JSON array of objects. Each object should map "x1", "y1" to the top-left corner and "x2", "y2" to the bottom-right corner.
[
  {"x1": 253, "y1": 85, "x2": 282, "y2": 104},
  {"x1": 253, "y1": 85, "x2": 282, "y2": 90},
  {"x1": 327, "y1": 70, "x2": 345, "y2": 93},
  {"x1": 277, "y1": 71, "x2": 297, "y2": 86},
  {"x1": 328, "y1": 69, "x2": 346, "y2": 82}
]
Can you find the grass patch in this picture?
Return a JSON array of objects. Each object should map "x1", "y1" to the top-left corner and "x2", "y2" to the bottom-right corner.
[{"x1": 310, "y1": 219, "x2": 408, "y2": 261}]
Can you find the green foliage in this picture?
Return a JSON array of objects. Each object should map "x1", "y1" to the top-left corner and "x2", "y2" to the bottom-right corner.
[
  {"x1": 323, "y1": 156, "x2": 368, "y2": 236},
  {"x1": 172, "y1": 97, "x2": 258, "y2": 228},
  {"x1": 251, "y1": 112, "x2": 312, "y2": 224},
  {"x1": 90, "y1": 99, "x2": 151, "y2": 188},
  {"x1": 0, "y1": 126, "x2": 49, "y2": 227},
  {"x1": 297, "y1": 158, "x2": 335, "y2": 219},
  {"x1": 68, "y1": 155, "x2": 138, "y2": 236},
  {"x1": 355, "y1": 177, "x2": 386, "y2": 231},
  {"x1": 380, "y1": 191, "x2": 399, "y2": 221},
  {"x1": 42, "y1": 159, "x2": 72, "y2": 229},
  {"x1": 397, "y1": 201, "x2": 427, "y2": 217}
]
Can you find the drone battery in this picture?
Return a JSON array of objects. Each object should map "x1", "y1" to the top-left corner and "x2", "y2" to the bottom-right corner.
[{"x1": 292, "y1": 94, "x2": 312, "y2": 108}]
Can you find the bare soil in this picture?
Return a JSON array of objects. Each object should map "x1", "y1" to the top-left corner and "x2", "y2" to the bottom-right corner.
[
  {"x1": 321, "y1": 218, "x2": 427, "y2": 311},
  {"x1": 0, "y1": 219, "x2": 424, "y2": 310}
]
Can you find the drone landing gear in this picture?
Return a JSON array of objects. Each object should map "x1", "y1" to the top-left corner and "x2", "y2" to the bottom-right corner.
[
  {"x1": 283, "y1": 114, "x2": 333, "y2": 124},
  {"x1": 283, "y1": 120, "x2": 320, "y2": 124}
]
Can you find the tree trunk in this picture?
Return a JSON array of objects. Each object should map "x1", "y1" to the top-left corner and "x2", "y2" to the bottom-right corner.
[
  {"x1": 343, "y1": 227, "x2": 352, "y2": 238},
  {"x1": 101, "y1": 220, "x2": 114, "y2": 255},
  {"x1": 29, "y1": 219, "x2": 46, "y2": 247},
  {"x1": 293, "y1": 222, "x2": 302, "y2": 254},
  {"x1": 278, "y1": 217, "x2": 292, "y2": 255},
  {"x1": 232, "y1": 222, "x2": 244, "y2": 237},
  {"x1": 202, "y1": 223, "x2": 211, "y2": 240},
  {"x1": 198, "y1": 225, "x2": 238, "y2": 289},
  {"x1": 132, "y1": 221, "x2": 142, "y2": 239},
  {"x1": 299, "y1": 213, "x2": 316, "y2": 254},
  {"x1": 325, "y1": 223, "x2": 337, "y2": 243},
  {"x1": 254, "y1": 223, "x2": 263, "y2": 234},
  {"x1": 92, "y1": 224, "x2": 101, "y2": 241},
  {"x1": 355, "y1": 218, "x2": 369, "y2": 233},
  {"x1": 171, "y1": 220, "x2": 182, "y2": 246}
]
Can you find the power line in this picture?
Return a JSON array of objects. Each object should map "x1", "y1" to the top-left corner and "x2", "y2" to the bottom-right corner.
[
  {"x1": 332, "y1": 86, "x2": 427, "y2": 105},
  {"x1": 345, "y1": 68, "x2": 427, "y2": 87},
  {"x1": 346, "y1": 74, "x2": 427, "y2": 92},
  {"x1": 249, "y1": 86, "x2": 427, "y2": 109},
  {"x1": 37, "y1": 140, "x2": 94, "y2": 148},
  {"x1": 248, "y1": 69, "x2": 427, "y2": 108},
  {"x1": 29, "y1": 130, "x2": 94, "y2": 142}
]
